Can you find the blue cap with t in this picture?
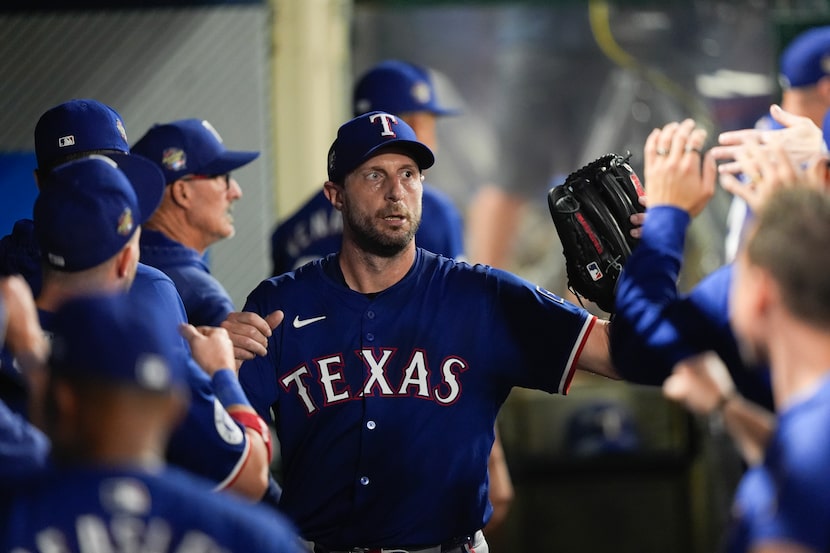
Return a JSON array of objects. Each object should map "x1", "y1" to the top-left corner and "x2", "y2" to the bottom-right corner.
[
  {"x1": 326, "y1": 111, "x2": 435, "y2": 182},
  {"x1": 353, "y1": 60, "x2": 459, "y2": 117}
]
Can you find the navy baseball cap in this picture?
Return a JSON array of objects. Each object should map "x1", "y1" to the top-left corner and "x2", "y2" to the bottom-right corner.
[
  {"x1": 327, "y1": 111, "x2": 435, "y2": 182},
  {"x1": 35, "y1": 98, "x2": 132, "y2": 171},
  {"x1": 34, "y1": 98, "x2": 168, "y2": 199},
  {"x1": 780, "y1": 26, "x2": 830, "y2": 88},
  {"x1": 34, "y1": 155, "x2": 164, "y2": 271},
  {"x1": 353, "y1": 60, "x2": 459, "y2": 117},
  {"x1": 131, "y1": 118, "x2": 260, "y2": 184},
  {"x1": 49, "y1": 293, "x2": 186, "y2": 392}
]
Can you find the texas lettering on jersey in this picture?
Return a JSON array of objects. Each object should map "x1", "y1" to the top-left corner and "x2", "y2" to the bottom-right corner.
[{"x1": 280, "y1": 347, "x2": 468, "y2": 414}]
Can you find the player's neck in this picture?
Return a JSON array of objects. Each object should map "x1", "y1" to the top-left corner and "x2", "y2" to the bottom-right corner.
[
  {"x1": 337, "y1": 242, "x2": 416, "y2": 294},
  {"x1": 144, "y1": 210, "x2": 209, "y2": 255},
  {"x1": 780, "y1": 91, "x2": 827, "y2": 127},
  {"x1": 768, "y1": 318, "x2": 830, "y2": 411}
]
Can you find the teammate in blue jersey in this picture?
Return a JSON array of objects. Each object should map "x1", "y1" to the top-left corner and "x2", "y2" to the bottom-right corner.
[
  {"x1": 271, "y1": 60, "x2": 465, "y2": 276},
  {"x1": 131, "y1": 118, "x2": 260, "y2": 326},
  {"x1": 666, "y1": 187, "x2": 830, "y2": 553},
  {"x1": 0, "y1": 292, "x2": 303, "y2": 553},
  {"x1": 0, "y1": 99, "x2": 273, "y2": 502},
  {"x1": 611, "y1": 110, "x2": 830, "y2": 416},
  {"x1": 232, "y1": 111, "x2": 619, "y2": 552}
]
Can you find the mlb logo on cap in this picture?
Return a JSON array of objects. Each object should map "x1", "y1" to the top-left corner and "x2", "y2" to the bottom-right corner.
[{"x1": 34, "y1": 99, "x2": 132, "y2": 171}]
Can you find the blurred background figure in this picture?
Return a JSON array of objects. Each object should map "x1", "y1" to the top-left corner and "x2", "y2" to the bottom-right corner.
[
  {"x1": 725, "y1": 25, "x2": 830, "y2": 262},
  {"x1": 0, "y1": 293, "x2": 303, "y2": 552}
]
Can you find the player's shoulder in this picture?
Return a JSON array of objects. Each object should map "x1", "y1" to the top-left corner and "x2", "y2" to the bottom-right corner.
[
  {"x1": 250, "y1": 253, "x2": 330, "y2": 297},
  {"x1": 422, "y1": 184, "x2": 462, "y2": 216}
]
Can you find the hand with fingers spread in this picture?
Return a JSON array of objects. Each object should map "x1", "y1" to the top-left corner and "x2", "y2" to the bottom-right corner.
[
  {"x1": 718, "y1": 136, "x2": 830, "y2": 213},
  {"x1": 644, "y1": 118, "x2": 715, "y2": 216},
  {"x1": 713, "y1": 104, "x2": 824, "y2": 174},
  {"x1": 220, "y1": 309, "x2": 284, "y2": 365}
]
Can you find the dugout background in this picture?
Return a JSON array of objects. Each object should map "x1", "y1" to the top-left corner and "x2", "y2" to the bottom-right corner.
[{"x1": 2, "y1": 1, "x2": 829, "y2": 552}]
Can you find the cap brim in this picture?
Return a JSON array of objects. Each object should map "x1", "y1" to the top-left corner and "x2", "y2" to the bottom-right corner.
[
  {"x1": 104, "y1": 152, "x2": 166, "y2": 224},
  {"x1": 364, "y1": 139, "x2": 435, "y2": 173},
  {"x1": 200, "y1": 150, "x2": 260, "y2": 176},
  {"x1": 430, "y1": 106, "x2": 461, "y2": 117}
]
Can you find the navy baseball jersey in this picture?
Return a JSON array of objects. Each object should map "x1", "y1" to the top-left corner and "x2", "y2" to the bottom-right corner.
[
  {"x1": 611, "y1": 205, "x2": 773, "y2": 410},
  {"x1": 34, "y1": 267, "x2": 252, "y2": 493},
  {"x1": 0, "y1": 465, "x2": 302, "y2": 553},
  {"x1": 0, "y1": 398, "x2": 49, "y2": 482},
  {"x1": 238, "y1": 248, "x2": 595, "y2": 547},
  {"x1": 140, "y1": 228, "x2": 235, "y2": 327},
  {"x1": 270, "y1": 185, "x2": 465, "y2": 276},
  {"x1": 725, "y1": 376, "x2": 830, "y2": 552}
]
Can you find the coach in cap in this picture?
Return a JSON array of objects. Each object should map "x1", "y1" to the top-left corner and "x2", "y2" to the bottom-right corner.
[{"x1": 132, "y1": 119, "x2": 259, "y2": 327}]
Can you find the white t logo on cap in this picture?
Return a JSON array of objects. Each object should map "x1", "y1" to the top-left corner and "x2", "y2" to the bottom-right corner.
[{"x1": 369, "y1": 113, "x2": 398, "y2": 137}]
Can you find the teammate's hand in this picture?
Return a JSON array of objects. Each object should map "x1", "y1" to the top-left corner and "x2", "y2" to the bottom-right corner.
[
  {"x1": 220, "y1": 310, "x2": 284, "y2": 364},
  {"x1": 179, "y1": 324, "x2": 236, "y2": 376},
  {"x1": 628, "y1": 197, "x2": 647, "y2": 239},
  {"x1": 1, "y1": 276, "x2": 48, "y2": 374},
  {"x1": 714, "y1": 105, "x2": 824, "y2": 175},
  {"x1": 663, "y1": 351, "x2": 736, "y2": 415},
  {"x1": 718, "y1": 139, "x2": 802, "y2": 213},
  {"x1": 644, "y1": 119, "x2": 714, "y2": 216}
]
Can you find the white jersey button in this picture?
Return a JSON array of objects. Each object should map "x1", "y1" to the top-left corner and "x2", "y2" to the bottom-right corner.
[
  {"x1": 366, "y1": 333, "x2": 374, "y2": 341},
  {"x1": 360, "y1": 476, "x2": 370, "y2": 486},
  {"x1": 366, "y1": 420, "x2": 376, "y2": 430},
  {"x1": 367, "y1": 310, "x2": 375, "y2": 319}
]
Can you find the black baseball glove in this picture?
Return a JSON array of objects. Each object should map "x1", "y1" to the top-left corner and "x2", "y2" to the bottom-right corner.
[{"x1": 547, "y1": 152, "x2": 646, "y2": 313}]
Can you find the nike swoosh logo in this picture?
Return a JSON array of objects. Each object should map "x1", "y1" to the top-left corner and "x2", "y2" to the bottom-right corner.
[{"x1": 292, "y1": 315, "x2": 326, "y2": 328}]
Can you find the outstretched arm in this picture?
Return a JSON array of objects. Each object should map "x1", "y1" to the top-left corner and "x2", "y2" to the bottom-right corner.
[
  {"x1": 663, "y1": 351, "x2": 775, "y2": 466},
  {"x1": 180, "y1": 324, "x2": 273, "y2": 501}
]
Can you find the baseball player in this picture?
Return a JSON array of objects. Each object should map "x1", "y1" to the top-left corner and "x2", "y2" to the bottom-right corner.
[
  {"x1": 0, "y1": 292, "x2": 303, "y2": 553},
  {"x1": 610, "y1": 118, "x2": 776, "y2": 412},
  {"x1": 724, "y1": 26, "x2": 830, "y2": 262},
  {"x1": 230, "y1": 111, "x2": 618, "y2": 552},
  {"x1": 3, "y1": 99, "x2": 272, "y2": 502},
  {"x1": 270, "y1": 59, "x2": 465, "y2": 276},
  {"x1": 131, "y1": 119, "x2": 260, "y2": 326},
  {"x1": 668, "y1": 187, "x2": 830, "y2": 553}
]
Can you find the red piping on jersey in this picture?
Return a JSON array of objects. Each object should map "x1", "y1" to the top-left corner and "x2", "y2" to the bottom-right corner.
[
  {"x1": 221, "y1": 436, "x2": 253, "y2": 491},
  {"x1": 562, "y1": 315, "x2": 597, "y2": 394}
]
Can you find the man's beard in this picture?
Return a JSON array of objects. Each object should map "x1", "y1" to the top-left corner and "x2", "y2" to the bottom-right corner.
[{"x1": 344, "y1": 205, "x2": 421, "y2": 258}]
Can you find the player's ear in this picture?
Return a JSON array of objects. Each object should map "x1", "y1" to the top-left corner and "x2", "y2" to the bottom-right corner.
[
  {"x1": 323, "y1": 180, "x2": 344, "y2": 211},
  {"x1": 170, "y1": 179, "x2": 191, "y2": 209}
]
